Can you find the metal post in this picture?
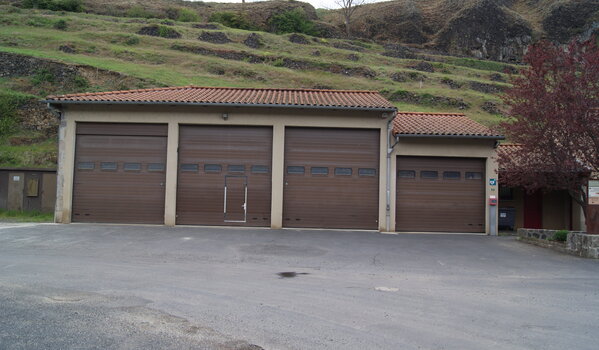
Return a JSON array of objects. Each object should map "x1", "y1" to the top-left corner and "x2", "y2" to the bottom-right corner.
[{"x1": 490, "y1": 205, "x2": 497, "y2": 236}]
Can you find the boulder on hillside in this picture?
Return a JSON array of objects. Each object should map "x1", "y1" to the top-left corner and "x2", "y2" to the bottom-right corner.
[
  {"x1": 542, "y1": 0, "x2": 599, "y2": 43},
  {"x1": 198, "y1": 31, "x2": 231, "y2": 44},
  {"x1": 410, "y1": 61, "x2": 434, "y2": 73},
  {"x1": 440, "y1": 77, "x2": 462, "y2": 89},
  {"x1": 243, "y1": 33, "x2": 263, "y2": 49},
  {"x1": 390, "y1": 71, "x2": 427, "y2": 83},
  {"x1": 138, "y1": 25, "x2": 181, "y2": 39},
  {"x1": 433, "y1": 0, "x2": 532, "y2": 62},
  {"x1": 289, "y1": 33, "x2": 309, "y2": 44},
  {"x1": 381, "y1": 43, "x2": 415, "y2": 59},
  {"x1": 489, "y1": 73, "x2": 505, "y2": 82},
  {"x1": 312, "y1": 21, "x2": 342, "y2": 38},
  {"x1": 332, "y1": 41, "x2": 364, "y2": 52},
  {"x1": 481, "y1": 101, "x2": 503, "y2": 115},
  {"x1": 336, "y1": 1, "x2": 429, "y2": 44},
  {"x1": 193, "y1": 23, "x2": 219, "y2": 30},
  {"x1": 468, "y1": 81, "x2": 505, "y2": 94},
  {"x1": 59, "y1": 45, "x2": 76, "y2": 54}
]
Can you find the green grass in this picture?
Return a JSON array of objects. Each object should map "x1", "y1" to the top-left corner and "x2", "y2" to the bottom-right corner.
[
  {"x1": 0, "y1": 137, "x2": 58, "y2": 168},
  {"x1": 0, "y1": 209, "x2": 54, "y2": 222},
  {"x1": 445, "y1": 57, "x2": 515, "y2": 73}
]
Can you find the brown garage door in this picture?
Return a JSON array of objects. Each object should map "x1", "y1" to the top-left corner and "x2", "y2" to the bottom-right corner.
[
  {"x1": 283, "y1": 127, "x2": 380, "y2": 229},
  {"x1": 396, "y1": 156, "x2": 485, "y2": 233},
  {"x1": 176, "y1": 125, "x2": 272, "y2": 226},
  {"x1": 72, "y1": 123, "x2": 167, "y2": 224}
]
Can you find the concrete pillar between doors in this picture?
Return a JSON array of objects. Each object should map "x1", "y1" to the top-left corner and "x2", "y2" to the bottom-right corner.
[
  {"x1": 270, "y1": 124, "x2": 285, "y2": 229},
  {"x1": 60, "y1": 116, "x2": 76, "y2": 224},
  {"x1": 164, "y1": 122, "x2": 179, "y2": 226}
]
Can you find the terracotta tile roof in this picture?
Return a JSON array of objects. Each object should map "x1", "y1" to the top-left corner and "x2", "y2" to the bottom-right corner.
[
  {"x1": 393, "y1": 112, "x2": 503, "y2": 138},
  {"x1": 498, "y1": 144, "x2": 596, "y2": 178},
  {"x1": 497, "y1": 143, "x2": 522, "y2": 157},
  {"x1": 46, "y1": 86, "x2": 396, "y2": 111},
  {"x1": 497, "y1": 143, "x2": 523, "y2": 170}
]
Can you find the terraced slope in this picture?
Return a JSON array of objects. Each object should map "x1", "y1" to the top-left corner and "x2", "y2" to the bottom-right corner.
[{"x1": 0, "y1": 5, "x2": 514, "y2": 167}]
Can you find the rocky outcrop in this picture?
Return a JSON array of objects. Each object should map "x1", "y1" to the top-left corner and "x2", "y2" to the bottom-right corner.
[
  {"x1": 381, "y1": 44, "x2": 415, "y2": 59},
  {"x1": 386, "y1": 90, "x2": 470, "y2": 109},
  {"x1": 347, "y1": 1, "x2": 430, "y2": 44},
  {"x1": 542, "y1": 0, "x2": 599, "y2": 42},
  {"x1": 0, "y1": 51, "x2": 153, "y2": 103},
  {"x1": 390, "y1": 71, "x2": 427, "y2": 82},
  {"x1": 410, "y1": 61, "x2": 435, "y2": 73},
  {"x1": 288, "y1": 34, "x2": 309, "y2": 45},
  {"x1": 137, "y1": 25, "x2": 181, "y2": 39},
  {"x1": 312, "y1": 21, "x2": 342, "y2": 39},
  {"x1": 17, "y1": 101, "x2": 58, "y2": 136},
  {"x1": 193, "y1": 23, "x2": 219, "y2": 30},
  {"x1": 331, "y1": 41, "x2": 364, "y2": 52},
  {"x1": 171, "y1": 44, "x2": 376, "y2": 78},
  {"x1": 433, "y1": 0, "x2": 532, "y2": 62},
  {"x1": 198, "y1": 31, "x2": 231, "y2": 44},
  {"x1": 243, "y1": 33, "x2": 264, "y2": 49},
  {"x1": 323, "y1": 0, "x2": 598, "y2": 62}
]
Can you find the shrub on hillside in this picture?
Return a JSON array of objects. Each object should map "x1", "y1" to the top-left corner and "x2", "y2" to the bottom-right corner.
[
  {"x1": 174, "y1": 8, "x2": 200, "y2": 23},
  {"x1": 0, "y1": 91, "x2": 32, "y2": 137},
  {"x1": 73, "y1": 75, "x2": 89, "y2": 90},
  {"x1": 126, "y1": 5, "x2": 158, "y2": 19},
  {"x1": 31, "y1": 68, "x2": 55, "y2": 85},
  {"x1": 53, "y1": 19, "x2": 68, "y2": 30},
  {"x1": 124, "y1": 35, "x2": 140, "y2": 45},
  {"x1": 268, "y1": 8, "x2": 319, "y2": 36},
  {"x1": 209, "y1": 12, "x2": 256, "y2": 31},
  {"x1": 23, "y1": 0, "x2": 83, "y2": 12},
  {"x1": 158, "y1": 26, "x2": 181, "y2": 38}
]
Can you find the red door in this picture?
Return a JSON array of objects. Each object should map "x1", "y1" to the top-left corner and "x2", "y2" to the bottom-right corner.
[{"x1": 523, "y1": 190, "x2": 543, "y2": 229}]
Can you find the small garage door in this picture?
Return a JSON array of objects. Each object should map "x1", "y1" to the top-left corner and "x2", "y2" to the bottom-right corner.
[
  {"x1": 396, "y1": 156, "x2": 485, "y2": 233},
  {"x1": 176, "y1": 125, "x2": 272, "y2": 226},
  {"x1": 72, "y1": 123, "x2": 167, "y2": 224},
  {"x1": 283, "y1": 127, "x2": 380, "y2": 229}
]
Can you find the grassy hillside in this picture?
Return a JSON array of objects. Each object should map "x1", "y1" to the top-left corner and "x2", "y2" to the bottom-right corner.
[{"x1": 0, "y1": 3, "x2": 516, "y2": 168}]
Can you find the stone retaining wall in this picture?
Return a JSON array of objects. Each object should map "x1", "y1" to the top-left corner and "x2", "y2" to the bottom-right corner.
[
  {"x1": 517, "y1": 228, "x2": 583, "y2": 241},
  {"x1": 567, "y1": 232, "x2": 599, "y2": 259},
  {"x1": 517, "y1": 228, "x2": 599, "y2": 259}
]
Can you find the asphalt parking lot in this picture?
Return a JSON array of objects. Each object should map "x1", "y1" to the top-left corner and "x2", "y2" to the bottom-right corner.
[{"x1": 0, "y1": 223, "x2": 598, "y2": 350}]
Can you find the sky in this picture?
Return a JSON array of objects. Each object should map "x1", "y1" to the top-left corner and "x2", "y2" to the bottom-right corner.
[{"x1": 200, "y1": 0, "x2": 385, "y2": 10}]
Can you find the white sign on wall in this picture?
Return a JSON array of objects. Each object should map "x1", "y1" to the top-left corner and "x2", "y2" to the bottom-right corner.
[{"x1": 589, "y1": 180, "x2": 599, "y2": 205}]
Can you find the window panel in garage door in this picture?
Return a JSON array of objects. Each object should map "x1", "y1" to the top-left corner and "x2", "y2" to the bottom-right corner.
[
  {"x1": 283, "y1": 127, "x2": 379, "y2": 229},
  {"x1": 176, "y1": 125, "x2": 272, "y2": 226},
  {"x1": 72, "y1": 123, "x2": 167, "y2": 224},
  {"x1": 396, "y1": 156, "x2": 485, "y2": 233}
]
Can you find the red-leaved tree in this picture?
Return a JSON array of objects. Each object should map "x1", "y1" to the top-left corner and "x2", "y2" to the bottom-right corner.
[{"x1": 499, "y1": 38, "x2": 599, "y2": 224}]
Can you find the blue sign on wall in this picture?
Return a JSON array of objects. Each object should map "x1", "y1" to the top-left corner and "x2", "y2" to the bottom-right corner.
[{"x1": 489, "y1": 178, "x2": 497, "y2": 186}]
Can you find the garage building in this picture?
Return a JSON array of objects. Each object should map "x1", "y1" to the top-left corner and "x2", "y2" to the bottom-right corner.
[
  {"x1": 390, "y1": 112, "x2": 502, "y2": 233},
  {"x1": 46, "y1": 86, "x2": 501, "y2": 233}
]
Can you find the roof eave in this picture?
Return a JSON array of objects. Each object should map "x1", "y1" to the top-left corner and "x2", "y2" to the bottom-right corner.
[
  {"x1": 395, "y1": 133, "x2": 505, "y2": 140},
  {"x1": 42, "y1": 99, "x2": 398, "y2": 113}
]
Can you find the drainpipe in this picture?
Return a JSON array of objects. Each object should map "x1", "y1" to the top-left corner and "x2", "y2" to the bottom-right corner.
[{"x1": 385, "y1": 111, "x2": 398, "y2": 232}]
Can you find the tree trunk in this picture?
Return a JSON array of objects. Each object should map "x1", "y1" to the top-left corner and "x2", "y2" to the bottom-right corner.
[{"x1": 344, "y1": 17, "x2": 350, "y2": 38}]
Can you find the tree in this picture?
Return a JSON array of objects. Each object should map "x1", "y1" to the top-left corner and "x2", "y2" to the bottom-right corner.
[
  {"x1": 335, "y1": 0, "x2": 365, "y2": 38},
  {"x1": 499, "y1": 37, "x2": 599, "y2": 226}
]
